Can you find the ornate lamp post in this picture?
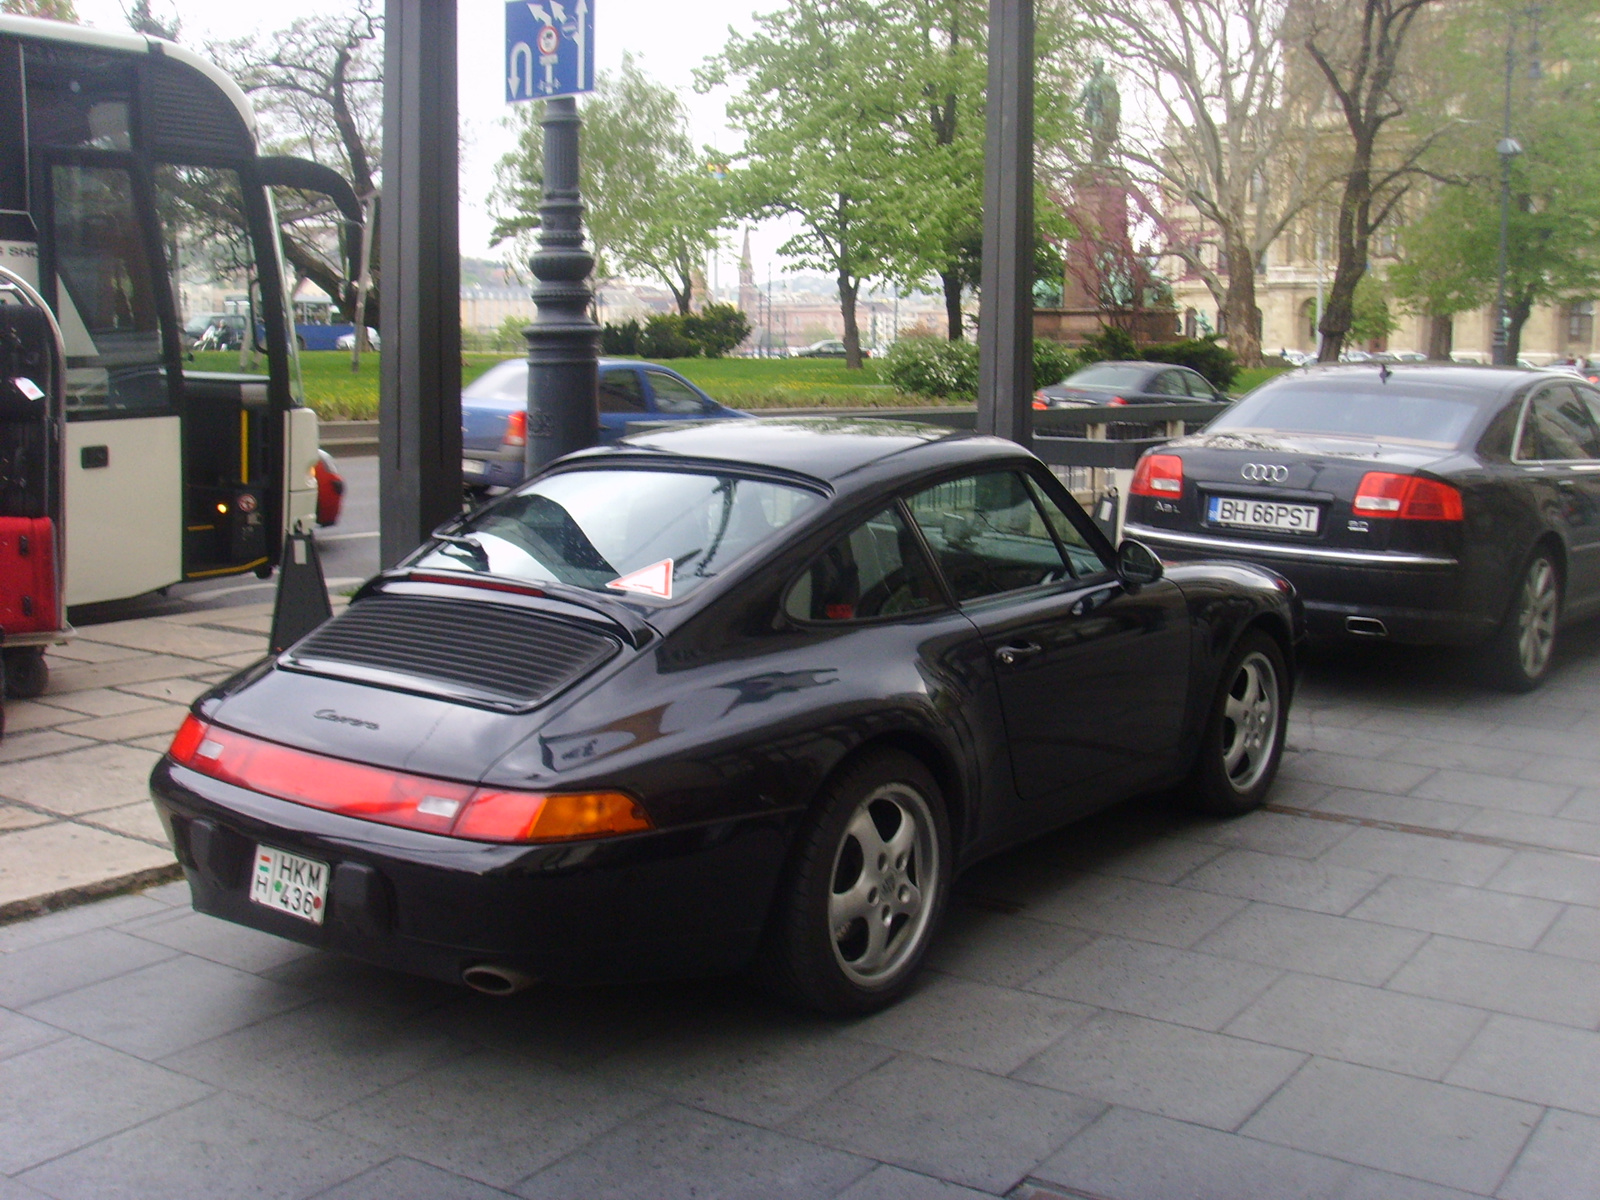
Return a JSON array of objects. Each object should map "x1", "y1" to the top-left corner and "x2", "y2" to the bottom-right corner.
[{"x1": 1492, "y1": 5, "x2": 1542, "y2": 367}]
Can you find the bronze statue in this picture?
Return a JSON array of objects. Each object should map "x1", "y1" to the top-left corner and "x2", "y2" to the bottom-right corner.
[{"x1": 1079, "y1": 59, "x2": 1121, "y2": 165}]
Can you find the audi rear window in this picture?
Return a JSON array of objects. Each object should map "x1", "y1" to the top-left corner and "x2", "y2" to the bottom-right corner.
[
  {"x1": 1213, "y1": 380, "x2": 1483, "y2": 447},
  {"x1": 1060, "y1": 364, "x2": 1150, "y2": 389}
]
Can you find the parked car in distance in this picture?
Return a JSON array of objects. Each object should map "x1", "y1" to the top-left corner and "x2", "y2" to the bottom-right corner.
[
  {"x1": 332, "y1": 328, "x2": 380, "y2": 351},
  {"x1": 1034, "y1": 361, "x2": 1228, "y2": 408},
  {"x1": 1125, "y1": 362, "x2": 1600, "y2": 690},
  {"x1": 461, "y1": 358, "x2": 749, "y2": 492},
  {"x1": 152, "y1": 417, "x2": 1299, "y2": 1014},
  {"x1": 793, "y1": 339, "x2": 867, "y2": 359}
]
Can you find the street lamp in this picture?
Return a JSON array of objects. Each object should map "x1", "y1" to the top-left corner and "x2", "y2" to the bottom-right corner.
[{"x1": 1492, "y1": 5, "x2": 1542, "y2": 367}]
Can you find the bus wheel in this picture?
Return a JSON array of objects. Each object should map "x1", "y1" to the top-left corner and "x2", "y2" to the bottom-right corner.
[{"x1": 4, "y1": 648, "x2": 47, "y2": 700}]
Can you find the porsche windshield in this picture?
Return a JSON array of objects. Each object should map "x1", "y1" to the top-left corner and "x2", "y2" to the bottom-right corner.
[{"x1": 415, "y1": 469, "x2": 822, "y2": 600}]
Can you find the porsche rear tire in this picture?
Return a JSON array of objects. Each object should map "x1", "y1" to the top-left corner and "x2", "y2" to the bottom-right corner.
[{"x1": 759, "y1": 750, "x2": 950, "y2": 1015}]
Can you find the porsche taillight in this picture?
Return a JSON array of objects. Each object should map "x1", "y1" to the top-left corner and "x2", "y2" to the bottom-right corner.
[
  {"x1": 1352, "y1": 472, "x2": 1463, "y2": 521},
  {"x1": 1131, "y1": 453, "x2": 1184, "y2": 497},
  {"x1": 502, "y1": 410, "x2": 528, "y2": 448},
  {"x1": 166, "y1": 716, "x2": 651, "y2": 843}
]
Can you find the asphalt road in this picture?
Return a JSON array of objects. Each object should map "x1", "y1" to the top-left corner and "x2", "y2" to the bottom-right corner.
[{"x1": 69, "y1": 455, "x2": 382, "y2": 627}]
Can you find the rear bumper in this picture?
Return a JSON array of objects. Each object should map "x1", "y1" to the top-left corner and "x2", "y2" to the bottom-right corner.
[
  {"x1": 1128, "y1": 523, "x2": 1494, "y2": 646},
  {"x1": 461, "y1": 451, "x2": 525, "y2": 490},
  {"x1": 150, "y1": 759, "x2": 791, "y2": 988}
]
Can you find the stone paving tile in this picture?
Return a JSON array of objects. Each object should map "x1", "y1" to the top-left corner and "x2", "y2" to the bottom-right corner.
[
  {"x1": 46, "y1": 639, "x2": 145, "y2": 663},
  {"x1": 1378, "y1": 737, "x2": 1535, "y2": 777},
  {"x1": 0, "y1": 743, "x2": 160, "y2": 816},
  {"x1": 41, "y1": 686, "x2": 171, "y2": 718},
  {"x1": 834, "y1": 1164, "x2": 999, "y2": 1199},
  {"x1": 121, "y1": 907, "x2": 312, "y2": 974},
  {"x1": 1535, "y1": 904, "x2": 1600, "y2": 963},
  {"x1": 45, "y1": 653, "x2": 216, "y2": 695},
  {"x1": 325, "y1": 1050, "x2": 657, "y2": 1188},
  {"x1": 0, "y1": 822, "x2": 173, "y2": 910},
  {"x1": 160, "y1": 997, "x2": 469, "y2": 1121},
  {"x1": 1306, "y1": 786, "x2": 1481, "y2": 831},
  {"x1": 0, "y1": 1038, "x2": 212, "y2": 1174},
  {"x1": 1318, "y1": 826, "x2": 1512, "y2": 887},
  {"x1": 17, "y1": 1090, "x2": 387, "y2": 1200},
  {"x1": 1284, "y1": 725, "x2": 1409, "y2": 759},
  {"x1": 591, "y1": 1005, "x2": 897, "y2": 1129},
  {"x1": 1222, "y1": 973, "x2": 1487, "y2": 1080},
  {"x1": 314, "y1": 1157, "x2": 520, "y2": 1199},
  {"x1": 0, "y1": 1009, "x2": 64, "y2": 1062},
  {"x1": 1328, "y1": 1171, "x2": 1487, "y2": 1200},
  {"x1": 85, "y1": 800, "x2": 168, "y2": 843},
  {"x1": 1482, "y1": 725, "x2": 1600, "y2": 763},
  {"x1": 1387, "y1": 935, "x2": 1600, "y2": 1028},
  {"x1": 1486, "y1": 849, "x2": 1600, "y2": 906},
  {"x1": 0, "y1": 729, "x2": 93, "y2": 763},
  {"x1": 1014, "y1": 1010, "x2": 1305, "y2": 1131},
  {"x1": 1, "y1": 700, "x2": 82, "y2": 733},
  {"x1": 1345, "y1": 876, "x2": 1564, "y2": 949},
  {"x1": 1022, "y1": 873, "x2": 1247, "y2": 947},
  {"x1": 1517, "y1": 755, "x2": 1600, "y2": 788},
  {"x1": 925, "y1": 905, "x2": 1095, "y2": 990},
  {"x1": 1179, "y1": 808, "x2": 1356, "y2": 859},
  {"x1": 1461, "y1": 808, "x2": 1600, "y2": 855},
  {"x1": 1410, "y1": 770, "x2": 1575, "y2": 816},
  {"x1": 1193, "y1": 902, "x2": 1429, "y2": 987},
  {"x1": 211, "y1": 649, "x2": 270, "y2": 669},
  {"x1": 0, "y1": 803, "x2": 48, "y2": 832},
  {"x1": 843, "y1": 973, "x2": 1093, "y2": 1075},
  {"x1": 785, "y1": 1054, "x2": 1103, "y2": 1194},
  {"x1": 114, "y1": 676, "x2": 215, "y2": 705},
  {"x1": 1241, "y1": 1057, "x2": 1541, "y2": 1194},
  {"x1": 516, "y1": 1102, "x2": 874, "y2": 1200},
  {"x1": 1352, "y1": 711, "x2": 1501, "y2": 746},
  {"x1": 1179, "y1": 848, "x2": 1384, "y2": 915},
  {"x1": 75, "y1": 619, "x2": 264, "y2": 659},
  {"x1": 1066, "y1": 833, "x2": 1225, "y2": 884},
  {"x1": 0, "y1": 926, "x2": 177, "y2": 1009},
  {"x1": 1027, "y1": 935, "x2": 1280, "y2": 1031},
  {"x1": 20, "y1": 953, "x2": 310, "y2": 1059},
  {"x1": 54, "y1": 702, "x2": 189, "y2": 742},
  {"x1": 1278, "y1": 750, "x2": 1436, "y2": 795},
  {"x1": 1032, "y1": 1106, "x2": 1356, "y2": 1200},
  {"x1": 0, "y1": 890, "x2": 167, "y2": 952},
  {"x1": 1447, "y1": 1014, "x2": 1600, "y2": 1116},
  {"x1": 1496, "y1": 1108, "x2": 1600, "y2": 1200}
]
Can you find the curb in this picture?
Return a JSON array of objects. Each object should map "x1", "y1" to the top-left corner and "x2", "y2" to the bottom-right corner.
[{"x1": 0, "y1": 861, "x2": 184, "y2": 926}]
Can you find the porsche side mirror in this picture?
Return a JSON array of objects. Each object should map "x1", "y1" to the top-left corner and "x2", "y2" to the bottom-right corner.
[{"x1": 1117, "y1": 538, "x2": 1164, "y2": 587}]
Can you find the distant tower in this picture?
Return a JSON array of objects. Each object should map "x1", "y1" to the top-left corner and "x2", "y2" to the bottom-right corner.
[{"x1": 738, "y1": 229, "x2": 759, "y2": 317}]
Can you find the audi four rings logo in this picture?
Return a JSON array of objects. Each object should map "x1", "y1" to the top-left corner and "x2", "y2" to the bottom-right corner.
[{"x1": 1241, "y1": 463, "x2": 1290, "y2": 482}]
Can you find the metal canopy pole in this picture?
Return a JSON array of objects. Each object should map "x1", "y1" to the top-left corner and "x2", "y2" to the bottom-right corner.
[
  {"x1": 977, "y1": 0, "x2": 1034, "y2": 448},
  {"x1": 525, "y1": 95, "x2": 600, "y2": 473},
  {"x1": 379, "y1": 0, "x2": 462, "y2": 568}
]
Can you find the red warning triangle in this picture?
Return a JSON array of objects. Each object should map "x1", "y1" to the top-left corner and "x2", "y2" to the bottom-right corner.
[{"x1": 606, "y1": 558, "x2": 673, "y2": 599}]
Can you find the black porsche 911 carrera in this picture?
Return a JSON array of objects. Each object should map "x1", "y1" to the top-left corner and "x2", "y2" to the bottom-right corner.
[
  {"x1": 1124, "y1": 363, "x2": 1600, "y2": 691},
  {"x1": 150, "y1": 419, "x2": 1299, "y2": 1014}
]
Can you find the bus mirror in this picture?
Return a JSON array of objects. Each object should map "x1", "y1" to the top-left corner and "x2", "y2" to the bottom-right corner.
[{"x1": 254, "y1": 157, "x2": 364, "y2": 283}]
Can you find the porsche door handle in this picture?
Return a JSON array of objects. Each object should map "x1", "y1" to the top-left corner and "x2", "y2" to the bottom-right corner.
[{"x1": 995, "y1": 641, "x2": 1043, "y2": 666}]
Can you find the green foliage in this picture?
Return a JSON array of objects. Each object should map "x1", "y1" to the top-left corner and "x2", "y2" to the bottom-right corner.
[
  {"x1": 1348, "y1": 275, "x2": 1398, "y2": 346},
  {"x1": 1032, "y1": 339, "x2": 1078, "y2": 389},
  {"x1": 682, "y1": 304, "x2": 752, "y2": 358},
  {"x1": 639, "y1": 315, "x2": 701, "y2": 360},
  {"x1": 1074, "y1": 324, "x2": 1140, "y2": 364},
  {"x1": 882, "y1": 337, "x2": 980, "y2": 399},
  {"x1": 601, "y1": 320, "x2": 642, "y2": 357}
]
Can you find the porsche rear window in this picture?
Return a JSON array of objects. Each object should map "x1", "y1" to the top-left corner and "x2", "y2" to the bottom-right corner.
[
  {"x1": 1214, "y1": 382, "x2": 1481, "y2": 446},
  {"x1": 414, "y1": 469, "x2": 821, "y2": 599}
]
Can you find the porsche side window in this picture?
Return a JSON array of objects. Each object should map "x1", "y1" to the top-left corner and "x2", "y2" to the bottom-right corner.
[
  {"x1": 905, "y1": 470, "x2": 1071, "y2": 603},
  {"x1": 1023, "y1": 475, "x2": 1109, "y2": 577},
  {"x1": 786, "y1": 506, "x2": 941, "y2": 622},
  {"x1": 1524, "y1": 385, "x2": 1600, "y2": 461},
  {"x1": 599, "y1": 370, "x2": 647, "y2": 413}
]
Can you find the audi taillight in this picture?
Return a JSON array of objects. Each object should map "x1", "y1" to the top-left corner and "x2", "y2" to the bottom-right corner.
[
  {"x1": 1352, "y1": 472, "x2": 1463, "y2": 521},
  {"x1": 166, "y1": 716, "x2": 652, "y2": 843},
  {"x1": 502, "y1": 410, "x2": 528, "y2": 448},
  {"x1": 1131, "y1": 453, "x2": 1184, "y2": 497}
]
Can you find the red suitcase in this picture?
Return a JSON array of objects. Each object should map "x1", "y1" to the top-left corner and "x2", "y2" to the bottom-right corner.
[{"x1": 0, "y1": 516, "x2": 57, "y2": 635}]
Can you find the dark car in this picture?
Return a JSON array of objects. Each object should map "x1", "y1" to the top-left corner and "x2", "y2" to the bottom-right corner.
[
  {"x1": 1123, "y1": 362, "x2": 1600, "y2": 690},
  {"x1": 461, "y1": 358, "x2": 747, "y2": 492},
  {"x1": 1035, "y1": 361, "x2": 1228, "y2": 408},
  {"x1": 793, "y1": 339, "x2": 866, "y2": 358},
  {"x1": 151, "y1": 418, "x2": 1298, "y2": 1014}
]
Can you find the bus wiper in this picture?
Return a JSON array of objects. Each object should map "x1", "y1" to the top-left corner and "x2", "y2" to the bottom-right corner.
[{"x1": 435, "y1": 533, "x2": 489, "y2": 569}]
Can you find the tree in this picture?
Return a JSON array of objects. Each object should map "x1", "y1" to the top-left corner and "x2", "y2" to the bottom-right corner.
[
  {"x1": 0, "y1": 0, "x2": 76, "y2": 19},
  {"x1": 209, "y1": 2, "x2": 382, "y2": 327},
  {"x1": 492, "y1": 56, "x2": 729, "y2": 315},
  {"x1": 1077, "y1": 0, "x2": 1334, "y2": 369},
  {"x1": 124, "y1": 0, "x2": 178, "y2": 40},
  {"x1": 1298, "y1": 0, "x2": 1444, "y2": 362}
]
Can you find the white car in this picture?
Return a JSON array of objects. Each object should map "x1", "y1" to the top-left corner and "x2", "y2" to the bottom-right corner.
[{"x1": 334, "y1": 327, "x2": 380, "y2": 351}]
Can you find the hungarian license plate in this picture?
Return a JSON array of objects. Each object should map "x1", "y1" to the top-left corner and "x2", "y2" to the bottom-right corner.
[
  {"x1": 250, "y1": 845, "x2": 329, "y2": 925},
  {"x1": 462, "y1": 457, "x2": 486, "y2": 477},
  {"x1": 1208, "y1": 495, "x2": 1320, "y2": 534}
]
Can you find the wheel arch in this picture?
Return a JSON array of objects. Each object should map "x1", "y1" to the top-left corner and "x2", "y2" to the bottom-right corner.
[{"x1": 821, "y1": 730, "x2": 970, "y2": 856}]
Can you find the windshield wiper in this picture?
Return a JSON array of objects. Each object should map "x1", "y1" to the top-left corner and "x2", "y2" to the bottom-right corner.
[{"x1": 434, "y1": 533, "x2": 490, "y2": 569}]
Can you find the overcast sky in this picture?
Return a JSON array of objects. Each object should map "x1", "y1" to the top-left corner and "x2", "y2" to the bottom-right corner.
[{"x1": 72, "y1": 0, "x2": 796, "y2": 289}]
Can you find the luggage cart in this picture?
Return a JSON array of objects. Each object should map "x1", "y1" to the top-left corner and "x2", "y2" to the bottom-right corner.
[{"x1": 0, "y1": 264, "x2": 72, "y2": 705}]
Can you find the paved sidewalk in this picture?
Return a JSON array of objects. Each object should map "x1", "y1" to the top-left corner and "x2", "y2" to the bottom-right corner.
[{"x1": 0, "y1": 603, "x2": 281, "y2": 920}]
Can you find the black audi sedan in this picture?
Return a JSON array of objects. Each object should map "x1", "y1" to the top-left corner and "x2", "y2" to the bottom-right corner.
[
  {"x1": 151, "y1": 419, "x2": 1298, "y2": 1014},
  {"x1": 1034, "y1": 361, "x2": 1229, "y2": 408},
  {"x1": 1124, "y1": 363, "x2": 1600, "y2": 690}
]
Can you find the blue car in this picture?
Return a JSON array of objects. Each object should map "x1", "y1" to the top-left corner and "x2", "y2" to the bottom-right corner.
[{"x1": 461, "y1": 358, "x2": 749, "y2": 491}]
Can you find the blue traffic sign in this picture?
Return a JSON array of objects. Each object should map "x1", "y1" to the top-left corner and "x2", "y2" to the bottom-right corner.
[{"x1": 506, "y1": 0, "x2": 595, "y2": 102}]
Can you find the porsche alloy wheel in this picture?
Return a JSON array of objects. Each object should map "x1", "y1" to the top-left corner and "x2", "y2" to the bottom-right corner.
[
  {"x1": 1189, "y1": 631, "x2": 1288, "y2": 816},
  {"x1": 761, "y1": 751, "x2": 949, "y2": 1014}
]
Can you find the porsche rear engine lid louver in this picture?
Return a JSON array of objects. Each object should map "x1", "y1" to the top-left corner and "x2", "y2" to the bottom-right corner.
[{"x1": 284, "y1": 594, "x2": 620, "y2": 709}]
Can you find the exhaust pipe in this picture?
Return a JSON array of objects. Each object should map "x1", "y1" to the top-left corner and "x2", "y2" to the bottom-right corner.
[
  {"x1": 1345, "y1": 616, "x2": 1388, "y2": 637},
  {"x1": 461, "y1": 964, "x2": 534, "y2": 996}
]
